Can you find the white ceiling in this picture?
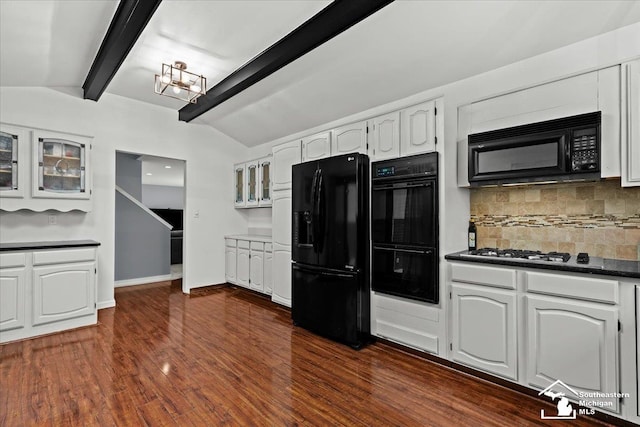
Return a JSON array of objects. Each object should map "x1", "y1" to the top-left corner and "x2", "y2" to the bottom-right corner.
[
  {"x1": 2, "y1": 1, "x2": 640, "y2": 147},
  {"x1": 140, "y1": 154, "x2": 185, "y2": 187}
]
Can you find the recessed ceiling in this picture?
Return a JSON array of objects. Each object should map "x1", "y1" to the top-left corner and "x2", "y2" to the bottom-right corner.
[
  {"x1": 1, "y1": 1, "x2": 639, "y2": 148},
  {"x1": 140, "y1": 155, "x2": 185, "y2": 187}
]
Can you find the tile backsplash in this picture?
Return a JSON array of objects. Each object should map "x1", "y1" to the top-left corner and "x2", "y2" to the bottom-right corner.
[{"x1": 470, "y1": 179, "x2": 640, "y2": 260}]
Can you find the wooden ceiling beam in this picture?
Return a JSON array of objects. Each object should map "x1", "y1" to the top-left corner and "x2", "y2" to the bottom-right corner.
[
  {"x1": 83, "y1": 0, "x2": 162, "y2": 101},
  {"x1": 178, "y1": 0, "x2": 394, "y2": 123}
]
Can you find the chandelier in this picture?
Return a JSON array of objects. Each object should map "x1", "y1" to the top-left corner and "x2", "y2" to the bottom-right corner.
[{"x1": 154, "y1": 61, "x2": 207, "y2": 103}]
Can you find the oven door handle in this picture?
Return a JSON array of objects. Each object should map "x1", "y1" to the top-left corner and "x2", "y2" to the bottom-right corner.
[
  {"x1": 373, "y1": 246, "x2": 433, "y2": 255},
  {"x1": 372, "y1": 181, "x2": 432, "y2": 191}
]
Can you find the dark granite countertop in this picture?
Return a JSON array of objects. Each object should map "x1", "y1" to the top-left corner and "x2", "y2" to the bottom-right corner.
[
  {"x1": 445, "y1": 250, "x2": 640, "y2": 279},
  {"x1": 0, "y1": 240, "x2": 101, "y2": 252}
]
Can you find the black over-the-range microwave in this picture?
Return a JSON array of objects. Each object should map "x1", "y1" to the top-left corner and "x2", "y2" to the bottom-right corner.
[{"x1": 468, "y1": 111, "x2": 601, "y2": 186}]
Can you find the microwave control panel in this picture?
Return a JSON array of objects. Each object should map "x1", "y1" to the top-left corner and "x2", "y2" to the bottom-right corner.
[{"x1": 570, "y1": 128, "x2": 598, "y2": 172}]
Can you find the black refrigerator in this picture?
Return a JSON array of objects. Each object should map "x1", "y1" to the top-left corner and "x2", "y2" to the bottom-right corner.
[{"x1": 291, "y1": 153, "x2": 370, "y2": 349}]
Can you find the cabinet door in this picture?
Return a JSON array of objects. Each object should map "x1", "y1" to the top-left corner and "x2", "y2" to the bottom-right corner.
[
  {"x1": 369, "y1": 112, "x2": 400, "y2": 161},
  {"x1": 234, "y1": 163, "x2": 246, "y2": 207},
  {"x1": 225, "y1": 246, "x2": 237, "y2": 284},
  {"x1": 400, "y1": 101, "x2": 436, "y2": 155},
  {"x1": 259, "y1": 157, "x2": 272, "y2": 207},
  {"x1": 272, "y1": 140, "x2": 301, "y2": 191},
  {"x1": 622, "y1": 59, "x2": 640, "y2": 187},
  {"x1": 236, "y1": 248, "x2": 250, "y2": 288},
  {"x1": 0, "y1": 266, "x2": 26, "y2": 332},
  {"x1": 264, "y1": 250, "x2": 273, "y2": 295},
  {"x1": 301, "y1": 131, "x2": 331, "y2": 162},
  {"x1": 245, "y1": 161, "x2": 259, "y2": 207},
  {"x1": 272, "y1": 189, "x2": 291, "y2": 248},
  {"x1": 32, "y1": 262, "x2": 95, "y2": 326},
  {"x1": 272, "y1": 244, "x2": 291, "y2": 307},
  {"x1": 331, "y1": 122, "x2": 367, "y2": 156},
  {"x1": 32, "y1": 130, "x2": 91, "y2": 200},
  {"x1": 0, "y1": 123, "x2": 29, "y2": 199},
  {"x1": 451, "y1": 283, "x2": 517, "y2": 380},
  {"x1": 526, "y1": 295, "x2": 619, "y2": 412},
  {"x1": 250, "y1": 249, "x2": 264, "y2": 292}
]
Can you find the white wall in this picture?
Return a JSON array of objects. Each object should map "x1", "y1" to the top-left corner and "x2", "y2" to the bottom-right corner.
[
  {"x1": 0, "y1": 88, "x2": 250, "y2": 307},
  {"x1": 142, "y1": 184, "x2": 184, "y2": 209}
]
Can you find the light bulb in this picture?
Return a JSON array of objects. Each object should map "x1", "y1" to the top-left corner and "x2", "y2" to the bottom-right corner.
[
  {"x1": 172, "y1": 86, "x2": 181, "y2": 95},
  {"x1": 190, "y1": 84, "x2": 201, "y2": 93}
]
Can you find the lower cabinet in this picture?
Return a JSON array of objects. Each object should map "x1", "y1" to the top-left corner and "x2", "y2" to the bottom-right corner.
[
  {"x1": 224, "y1": 237, "x2": 272, "y2": 297},
  {"x1": 0, "y1": 246, "x2": 98, "y2": 343},
  {"x1": 525, "y1": 294, "x2": 619, "y2": 412},
  {"x1": 272, "y1": 244, "x2": 292, "y2": 307},
  {"x1": 451, "y1": 283, "x2": 517, "y2": 380}
]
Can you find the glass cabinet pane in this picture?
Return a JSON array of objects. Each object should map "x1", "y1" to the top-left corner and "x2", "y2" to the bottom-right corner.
[
  {"x1": 38, "y1": 138, "x2": 85, "y2": 193},
  {"x1": 261, "y1": 161, "x2": 270, "y2": 202},
  {"x1": 235, "y1": 168, "x2": 244, "y2": 203},
  {"x1": 0, "y1": 131, "x2": 18, "y2": 191},
  {"x1": 248, "y1": 165, "x2": 257, "y2": 202}
]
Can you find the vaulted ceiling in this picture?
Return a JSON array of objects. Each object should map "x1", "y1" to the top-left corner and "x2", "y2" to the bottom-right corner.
[{"x1": 2, "y1": 1, "x2": 639, "y2": 147}]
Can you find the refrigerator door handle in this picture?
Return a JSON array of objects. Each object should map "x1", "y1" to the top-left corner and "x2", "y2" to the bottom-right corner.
[
  {"x1": 315, "y1": 169, "x2": 324, "y2": 252},
  {"x1": 310, "y1": 169, "x2": 319, "y2": 252}
]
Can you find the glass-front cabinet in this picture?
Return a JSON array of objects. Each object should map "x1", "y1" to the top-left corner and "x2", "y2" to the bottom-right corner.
[
  {"x1": 246, "y1": 161, "x2": 259, "y2": 207},
  {"x1": 234, "y1": 163, "x2": 245, "y2": 207},
  {"x1": 0, "y1": 124, "x2": 30, "y2": 200},
  {"x1": 31, "y1": 130, "x2": 91, "y2": 201},
  {"x1": 259, "y1": 157, "x2": 272, "y2": 207}
]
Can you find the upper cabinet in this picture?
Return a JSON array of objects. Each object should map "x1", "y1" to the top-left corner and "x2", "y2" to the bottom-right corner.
[
  {"x1": 331, "y1": 122, "x2": 367, "y2": 156},
  {"x1": 301, "y1": 131, "x2": 331, "y2": 162},
  {"x1": 369, "y1": 111, "x2": 400, "y2": 161},
  {"x1": 0, "y1": 124, "x2": 28, "y2": 199},
  {"x1": 622, "y1": 59, "x2": 640, "y2": 187},
  {"x1": 234, "y1": 155, "x2": 273, "y2": 209},
  {"x1": 400, "y1": 100, "x2": 436, "y2": 156},
  {"x1": 272, "y1": 140, "x2": 301, "y2": 191},
  {"x1": 0, "y1": 124, "x2": 93, "y2": 212}
]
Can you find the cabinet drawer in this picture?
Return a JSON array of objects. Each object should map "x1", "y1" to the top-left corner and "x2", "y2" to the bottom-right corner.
[
  {"x1": 237, "y1": 240, "x2": 250, "y2": 250},
  {"x1": 225, "y1": 238, "x2": 236, "y2": 248},
  {"x1": 0, "y1": 252, "x2": 26, "y2": 268},
  {"x1": 525, "y1": 271, "x2": 618, "y2": 304},
  {"x1": 33, "y1": 248, "x2": 96, "y2": 266},
  {"x1": 450, "y1": 263, "x2": 516, "y2": 289},
  {"x1": 265, "y1": 243, "x2": 272, "y2": 253},
  {"x1": 250, "y1": 241, "x2": 264, "y2": 251}
]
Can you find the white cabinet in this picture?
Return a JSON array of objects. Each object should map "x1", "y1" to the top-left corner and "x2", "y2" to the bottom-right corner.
[
  {"x1": 622, "y1": 59, "x2": 640, "y2": 187},
  {"x1": 224, "y1": 239, "x2": 237, "y2": 284},
  {"x1": 331, "y1": 121, "x2": 367, "y2": 156},
  {"x1": 451, "y1": 283, "x2": 517, "y2": 380},
  {"x1": 0, "y1": 124, "x2": 93, "y2": 212},
  {"x1": 233, "y1": 163, "x2": 245, "y2": 207},
  {"x1": 369, "y1": 111, "x2": 400, "y2": 161},
  {"x1": 236, "y1": 241, "x2": 250, "y2": 288},
  {"x1": 258, "y1": 157, "x2": 272, "y2": 207},
  {"x1": 0, "y1": 253, "x2": 26, "y2": 332},
  {"x1": 301, "y1": 131, "x2": 331, "y2": 162},
  {"x1": 400, "y1": 100, "x2": 436, "y2": 156},
  {"x1": 0, "y1": 123, "x2": 29, "y2": 199},
  {"x1": 272, "y1": 189, "x2": 292, "y2": 307},
  {"x1": 264, "y1": 244, "x2": 273, "y2": 295},
  {"x1": 249, "y1": 242, "x2": 264, "y2": 293},
  {"x1": 0, "y1": 244, "x2": 98, "y2": 344},
  {"x1": 525, "y1": 294, "x2": 619, "y2": 412},
  {"x1": 32, "y1": 262, "x2": 95, "y2": 326},
  {"x1": 245, "y1": 160, "x2": 259, "y2": 207},
  {"x1": 272, "y1": 140, "x2": 301, "y2": 191}
]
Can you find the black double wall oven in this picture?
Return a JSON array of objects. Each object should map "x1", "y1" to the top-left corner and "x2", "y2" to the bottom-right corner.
[{"x1": 371, "y1": 152, "x2": 439, "y2": 304}]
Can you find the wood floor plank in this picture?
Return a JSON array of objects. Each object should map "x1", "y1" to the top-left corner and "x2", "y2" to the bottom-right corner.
[{"x1": 0, "y1": 281, "x2": 621, "y2": 426}]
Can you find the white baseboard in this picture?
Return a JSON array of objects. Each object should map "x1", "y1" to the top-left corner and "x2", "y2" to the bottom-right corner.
[
  {"x1": 97, "y1": 299, "x2": 116, "y2": 310},
  {"x1": 114, "y1": 274, "x2": 173, "y2": 288}
]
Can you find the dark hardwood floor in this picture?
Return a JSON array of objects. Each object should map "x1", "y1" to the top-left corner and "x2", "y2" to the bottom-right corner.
[{"x1": 0, "y1": 281, "x2": 620, "y2": 426}]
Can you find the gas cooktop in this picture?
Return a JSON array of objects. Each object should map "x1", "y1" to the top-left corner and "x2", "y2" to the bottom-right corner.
[{"x1": 463, "y1": 248, "x2": 571, "y2": 263}]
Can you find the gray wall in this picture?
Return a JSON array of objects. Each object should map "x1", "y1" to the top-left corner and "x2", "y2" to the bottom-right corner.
[
  {"x1": 115, "y1": 191, "x2": 170, "y2": 282},
  {"x1": 142, "y1": 184, "x2": 184, "y2": 209},
  {"x1": 116, "y1": 152, "x2": 142, "y2": 201}
]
